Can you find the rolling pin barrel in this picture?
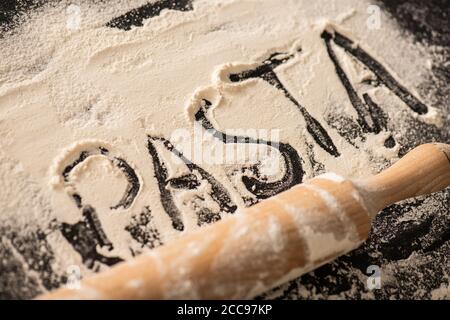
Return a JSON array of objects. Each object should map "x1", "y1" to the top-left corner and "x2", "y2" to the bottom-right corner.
[
  {"x1": 39, "y1": 143, "x2": 450, "y2": 299},
  {"x1": 359, "y1": 143, "x2": 450, "y2": 212}
]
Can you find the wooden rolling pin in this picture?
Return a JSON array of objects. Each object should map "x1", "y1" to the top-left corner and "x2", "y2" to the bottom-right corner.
[{"x1": 39, "y1": 143, "x2": 450, "y2": 300}]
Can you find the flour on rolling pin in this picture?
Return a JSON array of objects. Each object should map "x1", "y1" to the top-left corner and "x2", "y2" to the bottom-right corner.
[{"x1": 0, "y1": 0, "x2": 448, "y2": 299}]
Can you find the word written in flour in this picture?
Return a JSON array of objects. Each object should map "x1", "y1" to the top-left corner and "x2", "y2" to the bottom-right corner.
[
  {"x1": 177, "y1": 304, "x2": 211, "y2": 318},
  {"x1": 177, "y1": 304, "x2": 273, "y2": 317},
  {"x1": 106, "y1": 0, "x2": 194, "y2": 30}
]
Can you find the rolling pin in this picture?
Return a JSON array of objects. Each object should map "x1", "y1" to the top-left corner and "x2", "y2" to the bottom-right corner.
[{"x1": 39, "y1": 143, "x2": 450, "y2": 299}]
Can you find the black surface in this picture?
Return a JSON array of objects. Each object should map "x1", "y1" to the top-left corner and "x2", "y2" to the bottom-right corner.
[{"x1": 0, "y1": 0, "x2": 449, "y2": 300}]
